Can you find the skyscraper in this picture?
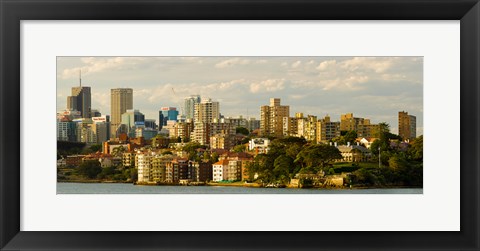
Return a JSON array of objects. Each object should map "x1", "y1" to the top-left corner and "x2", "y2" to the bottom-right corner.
[
  {"x1": 184, "y1": 95, "x2": 201, "y2": 121},
  {"x1": 121, "y1": 109, "x2": 145, "y2": 137},
  {"x1": 260, "y1": 98, "x2": 290, "y2": 137},
  {"x1": 67, "y1": 86, "x2": 91, "y2": 118},
  {"x1": 194, "y1": 98, "x2": 220, "y2": 123},
  {"x1": 159, "y1": 107, "x2": 179, "y2": 128},
  {"x1": 398, "y1": 111, "x2": 417, "y2": 140},
  {"x1": 111, "y1": 88, "x2": 133, "y2": 138}
]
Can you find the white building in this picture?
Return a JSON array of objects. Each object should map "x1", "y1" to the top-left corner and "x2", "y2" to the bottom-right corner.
[
  {"x1": 136, "y1": 152, "x2": 155, "y2": 182},
  {"x1": 336, "y1": 144, "x2": 371, "y2": 162},
  {"x1": 248, "y1": 138, "x2": 271, "y2": 154},
  {"x1": 357, "y1": 137, "x2": 378, "y2": 149},
  {"x1": 212, "y1": 159, "x2": 229, "y2": 182}
]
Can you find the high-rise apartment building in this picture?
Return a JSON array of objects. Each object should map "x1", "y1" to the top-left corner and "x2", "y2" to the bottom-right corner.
[
  {"x1": 260, "y1": 98, "x2": 289, "y2": 137},
  {"x1": 184, "y1": 95, "x2": 201, "y2": 121},
  {"x1": 110, "y1": 88, "x2": 133, "y2": 138},
  {"x1": 170, "y1": 121, "x2": 194, "y2": 142},
  {"x1": 316, "y1": 115, "x2": 341, "y2": 143},
  {"x1": 340, "y1": 113, "x2": 364, "y2": 132},
  {"x1": 192, "y1": 122, "x2": 234, "y2": 145},
  {"x1": 57, "y1": 118, "x2": 77, "y2": 142},
  {"x1": 398, "y1": 111, "x2": 417, "y2": 140},
  {"x1": 67, "y1": 86, "x2": 91, "y2": 118},
  {"x1": 282, "y1": 112, "x2": 304, "y2": 137},
  {"x1": 194, "y1": 98, "x2": 220, "y2": 123},
  {"x1": 340, "y1": 113, "x2": 380, "y2": 138}
]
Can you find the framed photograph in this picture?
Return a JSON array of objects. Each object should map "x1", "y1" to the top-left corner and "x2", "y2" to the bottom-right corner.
[{"x1": 1, "y1": 0, "x2": 479, "y2": 250}]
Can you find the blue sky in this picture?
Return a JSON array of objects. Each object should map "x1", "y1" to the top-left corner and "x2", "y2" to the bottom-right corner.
[{"x1": 57, "y1": 56, "x2": 423, "y2": 135}]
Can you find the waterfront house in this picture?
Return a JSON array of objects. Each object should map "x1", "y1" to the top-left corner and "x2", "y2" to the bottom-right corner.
[
  {"x1": 336, "y1": 144, "x2": 371, "y2": 162},
  {"x1": 212, "y1": 159, "x2": 229, "y2": 182}
]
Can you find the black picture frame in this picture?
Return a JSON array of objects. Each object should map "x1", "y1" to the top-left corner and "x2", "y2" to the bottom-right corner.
[{"x1": 1, "y1": 0, "x2": 479, "y2": 250}]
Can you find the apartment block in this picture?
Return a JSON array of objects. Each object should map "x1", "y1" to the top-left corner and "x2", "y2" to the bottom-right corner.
[
  {"x1": 260, "y1": 98, "x2": 290, "y2": 137},
  {"x1": 340, "y1": 113, "x2": 380, "y2": 138},
  {"x1": 194, "y1": 98, "x2": 220, "y2": 123},
  {"x1": 316, "y1": 115, "x2": 341, "y2": 143},
  {"x1": 398, "y1": 111, "x2": 417, "y2": 140}
]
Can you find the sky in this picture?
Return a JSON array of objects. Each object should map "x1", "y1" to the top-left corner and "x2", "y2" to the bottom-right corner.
[{"x1": 57, "y1": 56, "x2": 423, "y2": 135}]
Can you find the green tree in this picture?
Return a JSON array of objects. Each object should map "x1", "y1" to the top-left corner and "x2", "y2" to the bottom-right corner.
[
  {"x1": 370, "y1": 131, "x2": 401, "y2": 155},
  {"x1": 182, "y1": 142, "x2": 203, "y2": 160},
  {"x1": 332, "y1": 131, "x2": 357, "y2": 146},
  {"x1": 77, "y1": 160, "x2": 102, "y2": 179},
  {"x1": 151, "y1": 135, "x2": 168, "y2": 148},
  {"x1": 407, "y1": 135, "x2": 423, "y2": 161},
  {"x1": 273, "y1": 155, "x2": 293, "y2": 184},
  {"x1": 344, "y1": 130, "x2": 358, "y2": 144},
  {"x1": 378, "y1": 122, "x2": 390, "y2": 134},
  {"x1": 210, "y1": 152, "x2": 219, "y2": 163},
  {"x1": 97, "y1": 166, "x2": 116, "y2": 179},
  {"x1": 111, "y1": 146, "x2": 126, "y2": 157},
  {"x1": 236, "y1": 127, "x2": 250, "y2": 136},
  {"x1": 232, "y1": 144, "x2": 246, "y2": 153},
  {"x1": 295, "y1": 144, "x2": 342, "y2": 172},
  {"x1": 88, "y1": 144, "x2": 102, "y2": 153},
  {"x1": 388, "y1": 154, "x2": 409, "y2": 170}
]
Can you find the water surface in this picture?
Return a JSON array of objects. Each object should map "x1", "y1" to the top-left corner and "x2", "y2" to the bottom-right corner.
[{"x1": 57, "y1": 182, "x2": 423, "y2": 194}]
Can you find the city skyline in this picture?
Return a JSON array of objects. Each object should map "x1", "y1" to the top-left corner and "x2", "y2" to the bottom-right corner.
[{"x1": 57, "y1": 56, "x2": 423, "y2": 135}]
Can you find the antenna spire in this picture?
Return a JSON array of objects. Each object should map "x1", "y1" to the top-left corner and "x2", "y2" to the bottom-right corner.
[{"x1": 79, "y1": 69, "x2": 82, "y2": 87}]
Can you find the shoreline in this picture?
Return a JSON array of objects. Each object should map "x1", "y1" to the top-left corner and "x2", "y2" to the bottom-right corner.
[
  {"x1": 57, "y1": 180, "x2": 421, "y2": 189},
  {"x1": 58, "y1": 179, "x2": 131, "y2": 184}
]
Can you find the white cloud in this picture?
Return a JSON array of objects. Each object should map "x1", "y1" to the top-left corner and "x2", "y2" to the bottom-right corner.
[
  {"x1": 291, "y1": 61, "x2": 302, "y2": 69},
  {"x1": 91, "y1": 92, "x2": 110, "y2": 112},
  {"x1": 316, "y1": 60, "x2": 337, "y2": 71},
  {"x1": 249, "y1": 79, "x2": 286, "y2": 93},
  {"x1": 59, "y1": 57, "x2": 148, "y2": 79},
  {"x1": 341, "y1": 57, "x2": 396, "y2": 73},
  {"x1": 214, "y1": 58, "x2": 250, "y2": 68},
  {"x1": 146, "y1": 79, "x2": 246, "y2": 105},
  {"x1": 289, "y1": 94, "x2": 306, "y2": 100}
]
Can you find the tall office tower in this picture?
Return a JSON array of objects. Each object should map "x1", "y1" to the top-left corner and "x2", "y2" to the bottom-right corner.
[
  {"x1": 92, "y1": 115, "x2": 110, "y2": 143},
  {"x1": 67, "y1": 82, "x2": 91, "y2": 118},
  {"x1": 194, "y1": 98, "x2": 220, "y2": 123},
  {"x1": 110, "y1": 88, "x2": 133, "y2": 138},
  {"x1": 159, "y1": 107, "x2": 179, "y2": 128},
  {"x1": 260, "y1": 98, "x2": 290, "y2": 137},
  {"x1": 66, "y1": 96, "x2": 78, "y2": 111},
  {"x1": 184, "y1": 95, "x2": 201, "y2": 121},
  {"x1": 66, "y1": 71, "x2": 91, "y2": 118},
  {"x1": 398, "y1": 111, "x2": 417, "y2": 140},
  {"x1": 144, "y1": 119, "x2": 157, "y2": 130},
  {"x1": 121, "y1": 109, "x2": 145, "y2": 136}
]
